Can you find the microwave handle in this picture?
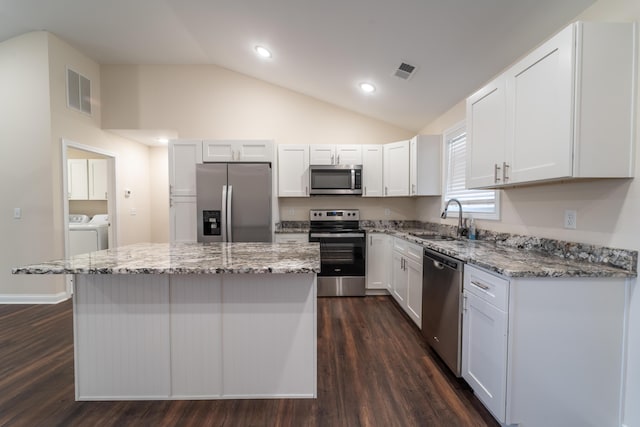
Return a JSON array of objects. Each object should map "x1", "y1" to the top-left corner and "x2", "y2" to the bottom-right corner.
[{"x1": 351, "y1": 169, "x2": 355, "y2": 190}]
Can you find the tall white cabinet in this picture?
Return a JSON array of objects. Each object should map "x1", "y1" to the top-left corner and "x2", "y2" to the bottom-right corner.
[
  {"x1": 169, "y1": 140, "x2": 202, "y2": 243},
  {"x1": 466, "y1": 21, "x2": 636, "y2": 189}
]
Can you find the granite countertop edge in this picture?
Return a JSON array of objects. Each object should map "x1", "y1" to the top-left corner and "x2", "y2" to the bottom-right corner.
[{"x1": 364, "y1": 227, "x2": 637, "y2": 279}]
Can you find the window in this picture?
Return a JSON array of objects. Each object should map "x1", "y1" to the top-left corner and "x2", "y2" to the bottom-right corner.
[{"x1": 442, "y1": 121, "x2": 499, "y2": 219}]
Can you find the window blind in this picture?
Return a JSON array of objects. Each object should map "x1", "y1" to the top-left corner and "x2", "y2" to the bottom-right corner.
[{"x1": 443, "y1": 131, "x2": 496, "y2": 214}]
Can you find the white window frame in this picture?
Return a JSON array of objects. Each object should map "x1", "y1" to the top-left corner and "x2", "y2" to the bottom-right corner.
[{"x1": 441, "y1": 121, "x2": 500, "y2": 220}]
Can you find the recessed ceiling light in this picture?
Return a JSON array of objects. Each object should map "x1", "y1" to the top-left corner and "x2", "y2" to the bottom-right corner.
[
  {"x1": 255, "y1": 46, "x2": 272, "y2": 59},
  {"x1": 155, "y1": 137, "x2": 169, "y2": 144},
  {"x1": 359, "y1": 82, "x2": 376, "y2": 93}
]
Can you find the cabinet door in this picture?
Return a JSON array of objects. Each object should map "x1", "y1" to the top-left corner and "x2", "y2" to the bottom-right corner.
[
  {"x1": 505, "y1": 25, "x2": 574, "y2": 184},
  {"x1": 169, "y1": 140, "x2": 203, "y2": 197},
  {"x1": 366, "y1": 233, "x2": 388, "y2": 290},
  {"x1": 405, "y1": 257, "x2": 423, "y2": 327},
  {"x1": 462, "y1": 290, "x2": 508, "y2": 423},
  {"x1": 362, "y1": 145, "x2": 383, "y2": 197},
  {"x1": 383, "y1": 140, "x2": 410, "y2": 196},
  {"x1": 170, "y1": 197, "x2": 197, "y2": 243},
  {"x1": 236, "y1": 140, "x2": 273, "y2": 162},
  {"x1": 410, "y1": 135, "x2": 441, "y2": 196},
  {"x1": 336, "y1": 145, "x2": 362, "y2": 165},
  {"x1": 392, "y1": 251, "x2": 408, "y2": 305},
  {"x1": 88, "y1": 159, "x2": 108, "y2": 200},
  {"x1": 466, "y1": 77, "x2": 507, "y2": 189},
  {"x1": 202, "y1": 140, "x2": 234, "y2": 162},
  {"x1": 309, "y1": 145, "x2": 335, "y2": 165},
  {"x1": 278, "y1": 145, "x2": 310, "y2": 197},
  {"x1": 68, "y1": 159, "x2": 88, "y2": 200}
]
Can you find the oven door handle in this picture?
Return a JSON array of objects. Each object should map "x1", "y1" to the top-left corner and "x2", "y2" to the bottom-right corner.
[{"x1": 309, "y1": 233, "x2": 365, "y2": 238}]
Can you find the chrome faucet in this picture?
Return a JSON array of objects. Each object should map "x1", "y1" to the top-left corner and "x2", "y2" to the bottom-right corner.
[{"x1": 441, "y1": 198, "x2": 465, "y2": 237}]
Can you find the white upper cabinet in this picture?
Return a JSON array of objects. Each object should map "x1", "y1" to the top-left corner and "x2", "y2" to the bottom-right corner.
[
  {"x1": 88, "y1": 159, "x2": 108, "y2": 200},
  {"x1": 409, "y1": 135, "x2": 441, "y2": 196},
  {"x1": 68, "y1": 158, "x2": 108, "y2": 200},
  {"x1": 169, "y1": 140, "x2": 203, "y2": 197},
  {"x1": 278, "y1": 144, "x2": 310, "y2": 197},
  {"x1": 383, "y1": 140, "x2": 410, "y2": 196},
  {"x1": 68, "y1": 159, "x2": 89, "y2": 200},
  {"x1": 466, "y1": 22, "x2": 636, "y2": 189},
  {"x1": 309, "y1": 144, "x2": 362, "y2": 165},
  {"x1": 466, "y1": 77, "x2": 507, "y2": 189},
  {"x1": 361, "y1": 145, "x2": 383, "y2": 197},
  {"x1": 203, "y1": 140, "x2": 273, "y2": 163}
]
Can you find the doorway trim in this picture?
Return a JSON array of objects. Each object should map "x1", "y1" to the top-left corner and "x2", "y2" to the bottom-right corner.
[{"x1": 61, "y1": 139, "x2": 118, "y2": 296}]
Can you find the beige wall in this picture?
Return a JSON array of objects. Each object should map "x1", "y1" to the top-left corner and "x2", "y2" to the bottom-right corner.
[
  {"x1": 149, "y1": 146, "x2": 169, "y2": 242},
  {"x1": 0, "y1": 32, "x2": 59, "y2": 297},
  {"x1": 279, "y1": 197, "x2": 416, "y2": 221},
  {"x1": 418, "y1": 0, "x2": 640, "y2": 423},
  {"x1": 101, "y1": 64, "x2": 415, "y2": 222}
]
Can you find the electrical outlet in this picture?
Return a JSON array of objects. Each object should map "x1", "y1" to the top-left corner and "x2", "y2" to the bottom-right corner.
[
  {"x1": 13, "y1": 208, "x2": 21, "y2": 219},
  {"x1": 384, "y1": 208, "x2": 391, "y2": 217},
  {"x1": 564, "y1": 210, "x2": 577, "y2": 229},
  {"x1": 289, "y1": 208, "x2": 295, "y2": 216}
]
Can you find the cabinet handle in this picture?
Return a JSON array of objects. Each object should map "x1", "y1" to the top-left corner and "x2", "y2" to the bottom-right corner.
[
  {"x1": 337, "y1": 154, "x2": 340, "y2": 164},
  {"x1": 494, "y1": 163, "x2": 502, "y2": 183},
  {"x1": 412, "y1": 184, "x2": 416, "y2": 195},
  {"x1": 385, "y1": 186, "x2": 388, "y2": 196},
  {"x1": 470, "y1": 280, "x2": 490, "y2": 291},
  {"x1": 370, "y1": 235, "x2": 372, "y2": 245},
  {"x1": 331, "y1": 154, "x2": 335, "y2": 165},
  {"x1": 503, "y1": 162, "x2": 509, "y2": 182},
  {"x1": 364, "y1": 186, "x2": 367, "y2": 196},
  {"x1": 306, "y1": 186, "x2": 309, "y2": 196},
  {"x1": 169, "y1": 185, "x2": 173, "y2": 197},
  {"x1": 104, "y1": 192, "x2": 108, "y2": 199},
  {"x1": 463, "y1": 295, "x2": 468, "y2": 312}
]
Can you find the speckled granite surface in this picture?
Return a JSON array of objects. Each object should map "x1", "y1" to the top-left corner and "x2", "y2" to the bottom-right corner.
[
  {"x1": 365, "y1": 227, "x2": 637, "y2": 278},
  {"x1": 275, "y1": 221, "x2": 310, "y2": 233},
  {"x1": 12, "y1": 242, "x2": 321, "y2": 275}
]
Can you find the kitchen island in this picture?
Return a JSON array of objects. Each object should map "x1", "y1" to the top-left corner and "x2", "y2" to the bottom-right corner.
[{"x1": 13, "y1": 242, "x2": 321, "y2": 401}]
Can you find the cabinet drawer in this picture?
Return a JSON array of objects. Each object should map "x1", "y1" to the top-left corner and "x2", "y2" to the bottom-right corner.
[
  {"x1": 274, "y1": 233, "x2": 308, "y2": 243},
  {"x1": 464, "y1": 265, "x2": 509, "y2": 311},
  {"x1": 393, "y1": 237, "x2": 407, "y2": 253},
  {"x1": 406, "y1": 241, "x2": 423, "y2": 263}
]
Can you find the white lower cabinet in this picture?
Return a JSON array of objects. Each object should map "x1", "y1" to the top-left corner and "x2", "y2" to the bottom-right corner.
[
  {"x1": 170, "y1": 197, "x2": 197, "y2": 243},
  {"x1": 366, "y1": 233, "x2": 390, "y2": 290},
  {"x1": 274, "y1": 233, "x2": 308, "y2": 243},
  {"x1": 462, "y1": 264, "x2": 628, "y2": 426},
  {"x1": 390, "y1": 237, "x2": 422, "y2": 328}
]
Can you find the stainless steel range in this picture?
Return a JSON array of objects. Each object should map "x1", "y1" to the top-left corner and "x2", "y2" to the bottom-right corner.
[{"x1": 308, "y1": 209, "x2": 366, "y2": 297}]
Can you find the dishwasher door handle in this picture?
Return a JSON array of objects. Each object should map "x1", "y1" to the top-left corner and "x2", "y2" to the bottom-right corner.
[{"x1": 433, "y1": 260, "x2": 445, "y2": 270}]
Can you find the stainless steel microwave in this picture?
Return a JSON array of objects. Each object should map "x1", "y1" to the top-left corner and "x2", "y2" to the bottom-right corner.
[{"x1": 309, "y1": 165, "x2": 362, "y2": 195}]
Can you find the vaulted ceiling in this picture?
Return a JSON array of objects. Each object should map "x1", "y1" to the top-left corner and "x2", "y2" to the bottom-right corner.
[{"x1": 0, "y1": 0, "x2": 595, "y2": 131}]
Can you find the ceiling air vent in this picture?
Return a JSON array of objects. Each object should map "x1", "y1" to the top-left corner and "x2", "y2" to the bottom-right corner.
[
  {"x1": 393, "y1": 62, "x2": 417, "y2": 80},
  {"x1": 67, "y1": 68, "x2": 92, "y2": 115}
]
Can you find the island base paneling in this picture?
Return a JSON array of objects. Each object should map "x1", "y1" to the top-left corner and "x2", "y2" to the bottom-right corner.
[{"x1": 73, "y1": 273, "x2": 316, "y2": 400}]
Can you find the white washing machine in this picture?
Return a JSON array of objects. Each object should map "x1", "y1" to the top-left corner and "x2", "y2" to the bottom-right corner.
[{"x1": 69, "y1": 214, "x2": 109, "y2": 256}]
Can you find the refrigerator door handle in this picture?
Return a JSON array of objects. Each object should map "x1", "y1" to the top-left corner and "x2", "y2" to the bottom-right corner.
[
  {"x1": 227, "y1": 185, "x2": 233, "y2": 242},
  {"x1": 221, "y1": 185, "x2": 228, "y2": 242}
]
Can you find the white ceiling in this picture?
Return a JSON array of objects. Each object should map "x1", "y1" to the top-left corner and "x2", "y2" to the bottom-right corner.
[{"x1": 0, "y1": 0, "x2": 595, "y2": 132}]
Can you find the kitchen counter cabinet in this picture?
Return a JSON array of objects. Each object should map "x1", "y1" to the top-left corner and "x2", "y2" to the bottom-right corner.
[
  {"x1": 274, "y1": 233, "x2": 308, "y2": 243},
  {"x1": 462, "y1": 264, "x2": 628, "y2": 426},
  {"x1": 391, "y1": 237, "x2": 422, "y2": 327},
  {"x1": 15, "y1": 242, "x2": 320, "y2": 401},
  {"x1": 366, "y1": 232, "x2": 390, "y2": 290}
]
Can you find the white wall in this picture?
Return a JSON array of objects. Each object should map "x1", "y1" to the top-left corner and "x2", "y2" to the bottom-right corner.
[
  {"x1": 418, "y1": 0, "x2": 640, "y2": 424},
  {"x1": 100, "y1": 64, "x2": 415, "y2": 222}
]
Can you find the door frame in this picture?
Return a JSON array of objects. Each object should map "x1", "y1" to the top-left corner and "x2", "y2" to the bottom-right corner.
[{"x1": 61, "y1": 139, "x2": 118, "y2": 295}]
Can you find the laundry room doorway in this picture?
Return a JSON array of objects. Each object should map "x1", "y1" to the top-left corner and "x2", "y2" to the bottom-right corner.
[{"x1": 61, "y1": 139, "x2": 118, "y2": 295}]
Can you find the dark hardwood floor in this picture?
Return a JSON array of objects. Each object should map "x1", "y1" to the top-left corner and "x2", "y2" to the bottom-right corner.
[{"x1": 0, "y1": 295, "x2": 498, "y2": 427}]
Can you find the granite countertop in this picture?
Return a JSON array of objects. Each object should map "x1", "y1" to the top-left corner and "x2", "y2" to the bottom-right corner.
[
  {"x1": 12, "y1": 242, "x2": 321, "y2": 275},
  {"x1": 365, "y1": 228, "x2": 637, "y2": 278}
]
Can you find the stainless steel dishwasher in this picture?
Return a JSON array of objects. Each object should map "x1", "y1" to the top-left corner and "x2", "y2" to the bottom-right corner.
[{"x1": 421, "y1": 247, "x2": 464, "y2": 377}]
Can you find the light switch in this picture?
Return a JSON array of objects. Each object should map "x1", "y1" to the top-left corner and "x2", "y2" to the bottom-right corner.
[{"x1": 13, "y1": 208, "x2": 21, "y2": 219}]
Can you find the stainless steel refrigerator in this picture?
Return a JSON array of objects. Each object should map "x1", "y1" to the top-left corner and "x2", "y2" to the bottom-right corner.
[{"x1": 196, "y1": 163, "x2": 272, "y2": 242}]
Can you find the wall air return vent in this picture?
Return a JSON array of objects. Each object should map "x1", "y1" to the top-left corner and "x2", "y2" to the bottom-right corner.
[
  {"x1": 67, "y1": 68, "x2": 92, "y2": 115},
  {"x1": 393, "y1": 62, "x2": 417, "y2": 80}
]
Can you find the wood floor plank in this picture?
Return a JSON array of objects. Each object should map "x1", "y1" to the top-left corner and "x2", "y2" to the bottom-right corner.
[{"x1": 0, "y1": 296, "x2": 498, "y2": 426}]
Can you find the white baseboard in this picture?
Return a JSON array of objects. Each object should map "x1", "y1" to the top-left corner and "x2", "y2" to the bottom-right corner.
[{"x1": 0, "y1": 291, "x2": 70, "y2": 304}]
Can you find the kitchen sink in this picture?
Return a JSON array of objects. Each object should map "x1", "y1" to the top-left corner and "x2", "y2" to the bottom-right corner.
[{"x1": 409, "y1": 233, "x2": 456, "y2": 241}]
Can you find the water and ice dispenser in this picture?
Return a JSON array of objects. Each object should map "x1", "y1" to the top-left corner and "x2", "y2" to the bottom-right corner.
[{"x1": 202, "y1": 210, "x2": 221, "y2": 236}]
